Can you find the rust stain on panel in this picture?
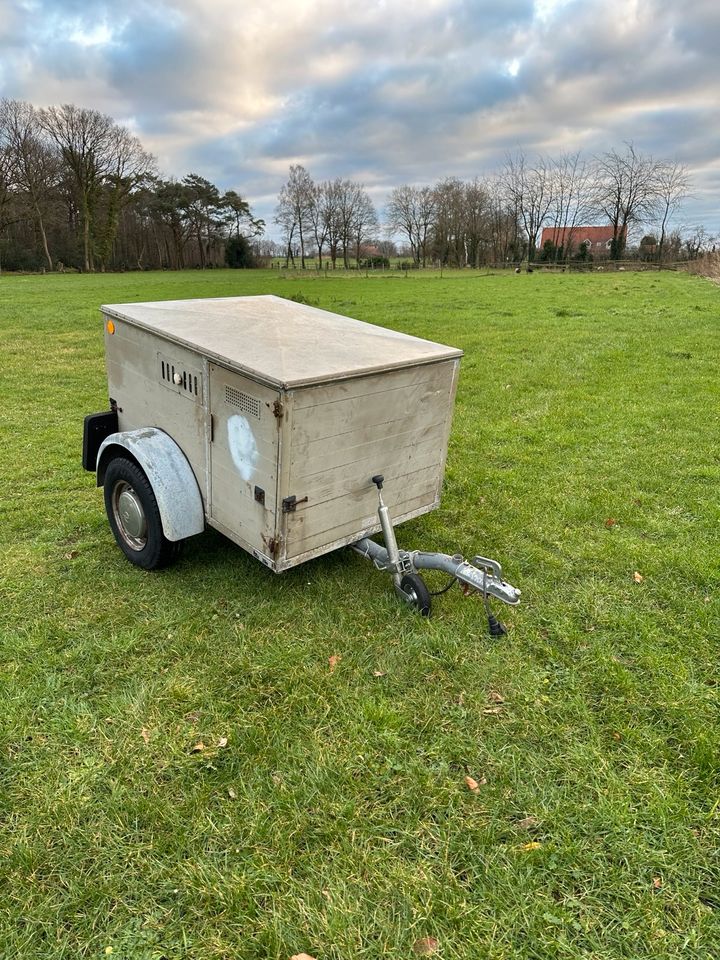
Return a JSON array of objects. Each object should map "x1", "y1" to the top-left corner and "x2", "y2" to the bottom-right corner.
[{"x1": 262, "y1": 534, "x2": 280, "y2": 558}]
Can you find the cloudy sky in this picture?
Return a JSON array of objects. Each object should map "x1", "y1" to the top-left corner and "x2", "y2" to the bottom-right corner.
[{"x1": 2, "y1": 0, "x2": 719, "y2": 233}]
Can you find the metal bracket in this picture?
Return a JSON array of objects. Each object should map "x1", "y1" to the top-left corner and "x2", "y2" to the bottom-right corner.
[
  {"x1": 397, "y1": 551, "x2": 414, "y2": 575},
  {"x1": 282, "y1": 494, "x2": 308, "y2": 513}
]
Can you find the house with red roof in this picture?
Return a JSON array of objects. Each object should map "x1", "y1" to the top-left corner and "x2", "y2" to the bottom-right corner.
[{"x1": 540, "y1": 225, "x2": 625, "y2": 258}]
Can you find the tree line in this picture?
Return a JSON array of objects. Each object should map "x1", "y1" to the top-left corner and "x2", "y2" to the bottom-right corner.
[
  {"x1": 276, "y1": 145, "x2": 694, "y2": 269},
  {"x1": 0, "y1": 99, "x2": 263, "y2": 272},
  {"x1": 0, "y1": 96, "x2": 704, "y2": 273},
  {"x1": 274, "y1": 165, "x2": 379, "y2": 269}
]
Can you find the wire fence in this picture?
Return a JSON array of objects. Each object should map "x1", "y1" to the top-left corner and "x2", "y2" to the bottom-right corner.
[{"x1": 267, "y1": 258, "x2": 689, "y2": 278}]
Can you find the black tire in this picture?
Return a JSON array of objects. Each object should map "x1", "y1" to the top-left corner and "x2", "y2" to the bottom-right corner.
[
  {"x1": 399, "y1": 573, "x2": 432, "y2": 617},
  {"x1": 103, "y1": 457, "x2": 181, "y2": 570}
]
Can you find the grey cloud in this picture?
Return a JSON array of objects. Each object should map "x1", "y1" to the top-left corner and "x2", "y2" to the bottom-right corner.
[{"x1": 0, "y1": 0, "x2": 719, "y2": 231}]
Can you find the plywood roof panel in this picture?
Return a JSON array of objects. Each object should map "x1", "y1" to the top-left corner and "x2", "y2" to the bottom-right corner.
[{"x1": 101, "y1": 295, "x2": 462, "y2": 389}]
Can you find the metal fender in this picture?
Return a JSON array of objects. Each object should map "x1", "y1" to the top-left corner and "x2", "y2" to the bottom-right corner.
[{"x1": 96, "y1": 428, "x2": 205, "y2": 542}]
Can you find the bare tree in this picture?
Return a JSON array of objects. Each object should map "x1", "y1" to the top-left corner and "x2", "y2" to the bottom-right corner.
[
  {"x1": 94, "y1": 125, "x2": 154, "y2": 270},
  {"x1": 323, "y1": 179, "x2": 345, "y2": 268},
  {"x1": 484, "y1": 176, "x2": 521, "y2": 264},
  {"x1": 429, "y1": 177, "x2": 492, "y2": 268},
  {"x1": 503, "y1": 151, "x2": 554, "y2": 262},
  {"x1": 547, "y1": 152, "x2": 595, "y2": 260},
  {"x1": 274, "y1": 202, "x2": 297, "y2": 267},
  {"x1": 683, "y1": 225, "x2": 715, "y2": 260},
  {"x1": 386, "y1": 184, "x2": 436, "y2": 266},
  {"x1": 463, "y1": 178, "x2": 492, "y2": 267},
  {"x1": 386, "y1": 184, "x2": 419, "y2": 262},
  {"x1": 0, "y1": 104, "x2": 16, "y2": 254},
  {"x1": 332, "y1": 178, "x2": 358, "y2": 268},
  {"x1": 38, "y1": 104, "x2": 118, "y2": 271},
  {"x1": 308, "y1": 181, "x2": 331, "y2": 267},
  {"x1": 351, "y1": 187, "x2": 378, "y2": 265},
  {"x1": 275, "y1": 165, "x2": 314, "y2": 268},
  {"x1": 593, "y1": 143, "x2": 660, "y2": 258},
  {"x1": 414, "y1": 186, "x2": 436, "y2": 267},
  {"x1": 653, "y1": 160, "x2": 689, "y2": 262},
  {"x1": 432, "y1": 178, "x2": 467, "y2": 266},
  {"x1": 0, "y1": 99, "x2": 60, "y2": 270}
]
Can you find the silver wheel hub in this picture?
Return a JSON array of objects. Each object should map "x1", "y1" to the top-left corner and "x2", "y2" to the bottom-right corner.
[
  {"x1": 113, "y1": 481, "x2": 147, "y2": 550},
  {"x1": 403, "y1": 586, "x2": 418, "y2": 604}
]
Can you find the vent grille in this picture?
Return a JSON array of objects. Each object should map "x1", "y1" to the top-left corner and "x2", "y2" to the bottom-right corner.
[
  {"x1": 158, "y1": 354, "x2": 202, "y2": 404},
  {"x1": 225, "y1": 385, "x2": 261, "y2": 418}
]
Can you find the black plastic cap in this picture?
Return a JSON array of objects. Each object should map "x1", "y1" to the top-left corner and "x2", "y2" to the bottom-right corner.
[{"x1": 488, "y1": 614, "x2": 508, "y2": 637}]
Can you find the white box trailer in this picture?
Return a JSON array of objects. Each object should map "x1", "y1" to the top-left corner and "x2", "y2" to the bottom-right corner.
[{"x1": 83, "y1": 295, "x2": 519, "y2": 622}]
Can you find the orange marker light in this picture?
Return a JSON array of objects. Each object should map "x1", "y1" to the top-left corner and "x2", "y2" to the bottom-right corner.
[{"x1": 107, "y1": 320, "x2": 115, "y2": 335}]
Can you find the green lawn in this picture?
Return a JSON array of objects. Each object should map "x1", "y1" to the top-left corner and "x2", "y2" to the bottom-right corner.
[{"x1": 1, "y1": 268, "x2": 718, "y2": 959}]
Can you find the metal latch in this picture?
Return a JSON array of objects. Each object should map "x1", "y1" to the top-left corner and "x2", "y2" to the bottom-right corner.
[{"x1": 282, "y1": 495, "x2": 308, "y2": 513}]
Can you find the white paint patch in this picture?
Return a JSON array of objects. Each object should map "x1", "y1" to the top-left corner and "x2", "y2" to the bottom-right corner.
[{"x1": 227, "y1": 414, "x2": 258, "y2": 482}]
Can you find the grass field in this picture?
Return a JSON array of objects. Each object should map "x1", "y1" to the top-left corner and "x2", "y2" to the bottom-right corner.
[{"x1": 1, "y1": 268, "x2": 718, "y2": 959}]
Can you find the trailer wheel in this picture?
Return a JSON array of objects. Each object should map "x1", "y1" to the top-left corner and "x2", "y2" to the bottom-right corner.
[
  {"x1": 104, "y1": 457, "x2": 181, "y2": 570},
  {"x1": 399, "y1": 573, "x2": 432, "y2": 617}
]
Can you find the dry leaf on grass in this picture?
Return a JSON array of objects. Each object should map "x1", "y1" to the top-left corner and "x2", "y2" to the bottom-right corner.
[
  {"x1": 413, "y1": 937, "x2": 439, "y2": 956},
  {"x1": 516, "y1": 816, "x2": 538, "y2": 830},
  {"x1": 217, "y1": 737, "x2": 228, "y2": 748},
  {"x1": 328, "y1": 654, "x2": 342, "y2": 673},
  {"x1": 290, "y1": 954, "x2": 317, "y2": 960},
  {"x1": 652, "y1": 877, "x2": 663, "y2": 891},
  {"x1": 465, "y1": 775, "x2": 487, "y2": 793},
  {"x1": 604, "y1": 518, "x2": 617, "y2": 528},
  {"x1": 228, "y1": 787, "x2": 237, "y2": 800},
  {"x1": 521, "y1": 841, "x2": 543, "y2": 851},
  {"x1": 488, "y1": 691, "x2": 505, "y2": 704},
  {"x1": 190, "y1": 741, "x2": 205, "y2": 753},
  {"x1": 140, "y1": 727, "x2": 150, "y2": 745},
  {"x1": 633, "y1": 571, "x2": 645, "y2": 583},
  {"x1": 482, "y1": 706, "x2": 503, "y2": 715},
  {"x1": 64, "y1": 550, "x2": 79, "y2": 560},
  {"x1": 372, "y1": 670, "x2": 387, "y2": 677}
]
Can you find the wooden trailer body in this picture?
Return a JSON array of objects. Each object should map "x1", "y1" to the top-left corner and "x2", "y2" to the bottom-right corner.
[{"x1": 100, "y1": 295, "x2": 462, "y2": 572}]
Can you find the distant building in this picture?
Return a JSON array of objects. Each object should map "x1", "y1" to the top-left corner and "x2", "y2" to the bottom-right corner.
[{"x1": 540, "y1": 225, "x2": 625, "y2": 257}]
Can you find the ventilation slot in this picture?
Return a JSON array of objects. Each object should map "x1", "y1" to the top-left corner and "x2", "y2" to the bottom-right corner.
[
  {"x1": 158, "y1": 354, "x2": 202, "y2": 403},
  {"x1": 225, "y1": 385, "x2": 261, "y2": 419},
  {"x1": 160, "y1": 360, "x2": 198, "y2": 395}
]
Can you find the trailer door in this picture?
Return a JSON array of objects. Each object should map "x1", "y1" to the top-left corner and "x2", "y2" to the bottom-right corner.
[{"x1": 207, "y1": 363, "x2": 281, "y2": 565}]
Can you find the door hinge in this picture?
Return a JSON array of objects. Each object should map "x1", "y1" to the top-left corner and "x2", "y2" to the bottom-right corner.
[{"x1": 282, "y1": 494, "x2": 308, "y2": 513}]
